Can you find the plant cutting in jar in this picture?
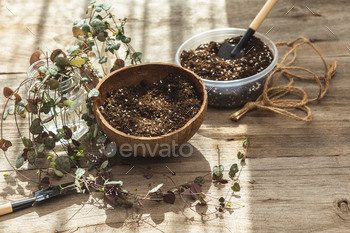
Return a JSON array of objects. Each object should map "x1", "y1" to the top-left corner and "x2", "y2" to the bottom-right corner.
[{"x1": 72, "y1": 0, "x2": 143, "y2": 76}]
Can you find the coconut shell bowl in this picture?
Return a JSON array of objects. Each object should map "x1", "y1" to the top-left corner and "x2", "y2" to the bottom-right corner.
[{"x1": 93, "y1": 63, "x2": 208, "y2": 157}]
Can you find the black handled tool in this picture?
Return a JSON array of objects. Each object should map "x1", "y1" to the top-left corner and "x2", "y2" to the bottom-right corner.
[
  {"x1": 0, "y1": 182, "x2": 76, "y2": 216},
  {"x1": 218, "y1": 0, "x2": 278, "y2": 60}
]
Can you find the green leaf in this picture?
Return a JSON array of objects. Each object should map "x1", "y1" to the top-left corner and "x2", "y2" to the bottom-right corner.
[
  {"x1": 54, "y1": 169, "x2": 64, "y2": 177},
  {"x1": 22, "y1": 137, "x2": 33, "y2": 148},
  {"x1": 88, "y1": 88, "x2": 99, "y2": 98},
  {"x1": 194, "y1": 195, "x2": 207, "y2": 205},
  {"x1": 149, "y1": 183, "x2": 163, "y2": 193},
  {"x1": 55, "y1": 156, "x2": 71, "y2": 173},
  {"x1": 113, "y1": 43, "x2": 121, "y2": 51},
  {"x1": 27, "y1": 103, "x2": 38, "y2": 114},
  {"x1": 231, "y1": 183, "x2": 240, "y2": 192},
  {"x1": 29, "y1": 118, "x2": 44, "y2": 134},
  {"x1": 98, "y1": 56, "x2": 107, "y2": 64},
  {"x1": 63, "y1": 100, "x2": 75, "y2": 106},
  {"x1": 212, "y1": 173, "x2": 223, "y2": 181},
  {"x1": 48, "y1": 65, "x2": 60, "y2": 76},
  {"x1": 70, "y1": 58, "x2": 86, "y2": 66},
  {"x1": 55, "y1": 57, "x2": 71, "y2": 66},
  {"x1": 121, "y1": 36, "x2": 131, "y2": 44},
  {"x1": 105, "y1": 181, "x2": 123, "y2": 186},
  {"x1": 78, "y1": 145, "x2": 86, "y2": 151},
  {"x1": 3, "y1": 174, "x2": 8, "y2": 178},
  {"x1": 96, "y1": 135, "x2": 107, "y2": 144},
  {"x1": 213, "y1": 165, "x2": 224, "y2": 177},
  {"x1": 39, "y1": 66, "x2": 49, "y2": 75},
  {"x1": 81, "y1": 77, "x2": 89, "y2": 83},
  {"x1": 37, "y1": 143, "x2": 45, "y2": 153},
  {"x1": 100, "y1": 160, "x2": 108, "y2": 169},
  {"x1": 3, "y1": 105, "x2": 15, "y2": 120},
  {"x1": 82, "y1": 113, "x2": 89, "y2": 121},
  {"x1": 68, "y1": 45, "x2": 80, "y2": 54},
  {"x1": 47, "y1": 154, "x2": 54, "y2": 160},
  {"x1": 28, "y1": 149, "x2": 37, "y2": 164},
  {"x1": 82, "y1": 23, "x2": 90, "y2": 33},
  {"x1": 243, "y1": 137, "x2": 250, "y2": 148},
  {"x1": 48, "y1": 79, "x2": 59, "y2": 90},
  {"x1": 16, "y1": 99, "x2": 28, "y2": 114},
  {"x1": 229, "y1": 163, "x2": 239, "y2": 177},
  {"x1": 75, "y1": 168, "x2": 85, "y2": 179},
  {"x1": 43, "y1": 137, "x2": 55, "y2": 150},
  {"x1": 43, "y1": 102, "x2": 51, "y2": 114},
  {"x1": 219, "y1": 197, "x2": 225, "y2": 202},
  {"x1": 237, "y1": 151, "x2": 244, "y2": 159},
  {"x1": 42, "y1": 91, "x2": 51, "y2": 103},
  {"x1": 95, "y1": 6, "x2": 102, "y2": 12},
  {"x1": 16, "y1": 157, "x2": 24, "y2": 169},
  {"x1": 54, "y1": 97, "x2": 62, "y2": 105},
  {"x1": 132, "y1": 52, "x2": 142, "y2": 62},
  {"x1": 194, "y1": 176, "x2": 205, "y2": 186},
  {"x1": 99, "y1": 3, "x2": 112, "y2": 11}
]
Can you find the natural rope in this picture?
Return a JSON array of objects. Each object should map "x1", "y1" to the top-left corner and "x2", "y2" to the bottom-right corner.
[{"x1": 230, "y1": 37, "x2": 338, "y2": 122}]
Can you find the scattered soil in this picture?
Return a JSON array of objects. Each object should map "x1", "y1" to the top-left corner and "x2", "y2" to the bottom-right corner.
[
  {"x1": 99, "y1": 73, "x2": 202, "y2": 137},
  {"x1": 180, "y1": 36, "x2": 274, "y2": 81}
]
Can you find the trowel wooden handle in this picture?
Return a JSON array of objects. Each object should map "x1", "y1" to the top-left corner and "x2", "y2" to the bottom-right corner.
[
  {"x1": 249, "y1": 0, "x2": 278, "y2": 31},
  {"x1": 0, "y1": 197, "x2": 36, "y2": 216},
  {"x1": 0, "y1": 203, "x2": 13, "y2": 216}
]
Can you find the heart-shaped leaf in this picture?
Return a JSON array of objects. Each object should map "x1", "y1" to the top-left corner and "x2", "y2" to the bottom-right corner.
[
  {"x1": 63, "y1": 126, "x2": 72, "y2": 140},
  {"x1": 43, "y1": 137, "x2": 55, "y2": 150},
  {"x1": 42, "y1": 102, "x2": 51, "y2": 114},
  {"x1": 100, "y1": 160, "x2": 109, "y2": 169},
  {"x1": 37, "y1": 143, "x2": 45, "y2": 153},
  {"x1": 3, "y1": 105, "x2": 15, "y2": 120},
  {"x1": 26, "y1": 103, "x2": 38, "y2": 114},
  {"x1": 231, "y1": 183, "x2": 240, "y2": 192},
  {"x1": 0, "y1": 139, "x2": 12, "y2": 151},
  {"x1": 190, "y1": 182, "x2": 202, "y2": 198},
  {"x1": 213, "y1": 165, "x2": 224, "y2": 177},
  {"x1": 55, "y1": 57, "x2": 71, "y2": 66},
  {"x1": 22, "y1": 137, "x2": 33, "y2": 148},
  {"x1": 50, "y1": 49, "x2": 66, "y2": 62},
  {"x1": 163, "y1": 191, "x2": 176, "y2": 204},
  {"x1": 149, "y1": 183, "x2": 163, "y2": 193},
  {"x1": 28, "y1": 149, "x2": 37, "y2": 164},
  {"x1": 16, "y1": 156, "x2": 24, "y2": 168},
  {"x1": 30, "y1": 51, "x2": 41, "y2": 65},
  {"x1": 55, "y1": 156, "x2": 71, "y2": 173},
  {"x1": 229, "y1": 164, "x2": 239, "y2": 177},
  {"x1": 48, "y1": 79, "x2": 59, "y2": 90},
  {"x1": 88, "y1": 88, "x2": 99, "y2": 98},
  {"x1": 68, "y1": 45, "x2": 80, "y2": 54},
  {"x1": 98, "y1": 56, "x2": 107, "y2": 64},
  {"x1": 63, "y1": 99, "x2": 75, "y2": 106},
  {"x1": 105, "y1": 181, "x2": 123, "y2": 186},
  {"x1": 54, "y1": 169, "x2": 64, "y2": 177},
  {"x1": 72, "y1": 26, "x2": 83, "y2": 37},
  {"x1": 70, "y1": 58, "x2": 86, "y2": 66},
  {"x1": 75, "y1": 168, "x2": 85, "y2": 179}
]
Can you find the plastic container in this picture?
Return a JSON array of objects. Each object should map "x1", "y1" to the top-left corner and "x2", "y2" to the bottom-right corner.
[
  {"x1": 27, "y1": 60, "x2": 88, "y2": 141},
  {"x1": 175, "y1": 28, "x2": 278, "y2": 107}
]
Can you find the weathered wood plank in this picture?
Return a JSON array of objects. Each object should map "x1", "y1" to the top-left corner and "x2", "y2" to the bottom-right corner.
[{"x1": 0, "y1": 0, "x2": 349, "y2": 232}]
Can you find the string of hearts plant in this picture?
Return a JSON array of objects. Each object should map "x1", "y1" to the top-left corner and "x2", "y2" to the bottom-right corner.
[{"x1": 0, "y1": 0, "x2": 247, "y2": 219}]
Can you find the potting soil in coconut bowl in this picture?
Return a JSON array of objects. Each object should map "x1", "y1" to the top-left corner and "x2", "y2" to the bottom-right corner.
[
  {"x1": 175, "y1": 28, "x2": 278, "y2": 108},
  {"x1": 93, "y1": 63, "x2": 208, "y2": 157}
]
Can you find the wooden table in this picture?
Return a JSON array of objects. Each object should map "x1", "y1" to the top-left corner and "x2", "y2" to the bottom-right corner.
[{"x1": 0, "y1": 0, "x2": 349, "y2": 232}]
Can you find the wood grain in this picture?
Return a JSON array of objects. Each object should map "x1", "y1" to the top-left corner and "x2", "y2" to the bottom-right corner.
[{"x1": 0, "y1": 0, "x2": 349, "y2": 232}]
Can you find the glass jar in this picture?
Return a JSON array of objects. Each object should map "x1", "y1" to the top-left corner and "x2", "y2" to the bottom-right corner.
[{"x1": 26, "y1": 59, "x2": 89, "y2": 142}]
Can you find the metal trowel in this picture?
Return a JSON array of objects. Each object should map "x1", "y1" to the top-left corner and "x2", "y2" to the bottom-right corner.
[
  {"x1": 0, "y1": 182, "x2": 77, "y2": 216},
  {"x1": 218, "y1": 0, "x2": 278, "y2": 60}
]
